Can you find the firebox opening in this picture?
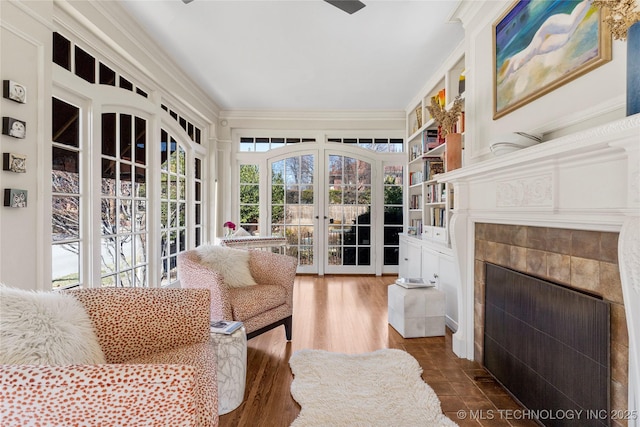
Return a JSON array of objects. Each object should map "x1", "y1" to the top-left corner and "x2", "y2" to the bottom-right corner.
[{"x1": 483, "y1": 262, "x2": 610, "y2": 427}]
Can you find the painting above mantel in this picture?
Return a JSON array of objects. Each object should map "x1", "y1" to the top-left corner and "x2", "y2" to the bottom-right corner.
[{"x1": 493, "y1": 0, "x2": 612, "y2": 119}]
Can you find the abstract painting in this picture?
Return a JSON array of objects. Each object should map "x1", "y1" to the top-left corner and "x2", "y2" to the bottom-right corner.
[{"x1": 493, "y1": 0, "x2": 611, "y2": 119}]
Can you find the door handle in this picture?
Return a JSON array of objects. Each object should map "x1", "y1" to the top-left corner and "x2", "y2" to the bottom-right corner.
[{"x1": 314, "y1": 216, "x2": 328, "y2": 219}]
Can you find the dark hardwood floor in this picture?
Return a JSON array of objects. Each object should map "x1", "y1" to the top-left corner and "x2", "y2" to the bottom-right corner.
[{"x1": 219, "y1": 275, "x2": 535, "y2": 427}]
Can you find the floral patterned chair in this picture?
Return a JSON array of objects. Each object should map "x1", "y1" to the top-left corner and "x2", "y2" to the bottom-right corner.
[
  {"x1": 0, "y1": 288, "x2": 219, "y2": 427},
  {"x1": 178, "y1": 247, "x2": 298, "y2": 340}
]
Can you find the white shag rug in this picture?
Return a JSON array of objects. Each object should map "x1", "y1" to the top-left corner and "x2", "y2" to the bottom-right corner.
[{"x1": 289, "y1": 348, "x2": 458, "y2": 427}]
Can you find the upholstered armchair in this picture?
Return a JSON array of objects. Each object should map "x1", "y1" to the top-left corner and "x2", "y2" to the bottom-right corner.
[
  {"x1": 178, "y1": 247, "x2": 298, "y2": 340},
  {"x1": 0, "y1": 287, "x2": 218, "y2": 427}
]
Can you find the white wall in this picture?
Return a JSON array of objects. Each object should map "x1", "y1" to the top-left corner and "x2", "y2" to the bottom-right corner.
[{"x1": 0, "y1": 1, "x2": 53, "y2": 290}]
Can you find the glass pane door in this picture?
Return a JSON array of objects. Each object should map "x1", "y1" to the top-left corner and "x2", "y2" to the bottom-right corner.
[
  {"x1": 325, "y1": 154, "x2": 374, "y2": 274},
  {"x1": 270, "y1": 154, "x2": 316, "y2": 273}
]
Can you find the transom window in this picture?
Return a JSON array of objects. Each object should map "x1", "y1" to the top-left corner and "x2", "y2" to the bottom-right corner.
[{"x1": 240, "y1": 137, "x2": 316, "y2": 152}]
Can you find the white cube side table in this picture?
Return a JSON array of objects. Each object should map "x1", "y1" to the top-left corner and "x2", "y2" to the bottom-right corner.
[
  {"x1": 388, "y1": 284, "x2": 446, "y2": 338},
  {"x1": 210, "y1": 324, "x2": 247, "y2": 415}
]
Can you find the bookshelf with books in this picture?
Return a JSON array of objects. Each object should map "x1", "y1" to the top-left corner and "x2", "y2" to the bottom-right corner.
[{"x1": 404, "y1": 42, "x2": 465, "y2": 247}]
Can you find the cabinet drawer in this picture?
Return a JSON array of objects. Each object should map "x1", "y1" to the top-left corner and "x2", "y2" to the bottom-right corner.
[{"x1": 432, "y1": 227, "x2": 448, "y2": 242}]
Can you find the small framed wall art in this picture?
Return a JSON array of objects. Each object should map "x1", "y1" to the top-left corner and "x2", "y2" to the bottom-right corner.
[
  {"x1": 4, "y1": 188, "x2": 28, "y2": 208},
  {"x1": 3, "y1": 153, "x2": 26, "y2": 173},
  {"x1": 3, "y1": 80, "x2": 26, "y2": 104},
  {"x1": 2, "y1": 117, "x2": 26, "y2": 139}
]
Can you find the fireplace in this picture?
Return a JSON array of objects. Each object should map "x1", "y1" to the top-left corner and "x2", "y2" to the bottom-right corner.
[
  {"x1": 439, "y1": 115, "x2": 639, "y2": 427},
  {"x1": 484, "y1": 262, "x2": 611, "y2": 426},
  {"x1": 473, "y1": 224, "x2": 626, "y2": 426}
]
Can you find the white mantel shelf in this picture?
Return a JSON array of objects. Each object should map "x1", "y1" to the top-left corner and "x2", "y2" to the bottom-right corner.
[{"x1": 438, "y1": 114, "x2": 640, "y2": 423}]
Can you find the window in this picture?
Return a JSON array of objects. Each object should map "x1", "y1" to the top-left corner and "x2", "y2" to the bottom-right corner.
[
  {"x1": 240, "y1": 137, "x2": 316, "y2": 152},
  {"x1": 327, "y1": 137, "x2": 404, "y2": 153},
  {"x1": 383, "y1": 165, "x2": 403, "y2": 265},
  {"x1": 239, "y1": 164, "x2": 260, "y2": 235},
  {"x1": 160, "y1": 129, "x2": 187, "y2": 286},
  {"x1": 99, "y1": 63, "x2": 116, "y2": 86},
  {"x1": 53, "y1": 33, "x2": 71, "y2": 70},
  {"x1": 101, "y1": 113, "x2": 148, "y2": 287},
  {"x1": 161, "y1": 103, "x2": 203, "y2": 144},
  {"x1": 53, "y1": 32, "x2": 148, "y2": 98},
  {"x1": 51, "y1": 31, "x2": 205, "y2": 290},
  {"x1": 51, "y1": 98, "x2": 81, "y2": 289},
  {"x1": 74, "y1": 46, "x2": 95, "y2": 83},
  {"x1": 194, "y1": 157, "x2": 203, "y2": 247}
]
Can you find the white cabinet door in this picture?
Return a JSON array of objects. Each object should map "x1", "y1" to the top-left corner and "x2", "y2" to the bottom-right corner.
[
  {"x1": 421, "y1": 246, "x2": 439, "y2": 287},
  {"x1": 438, "y1": 253, "x2": 459, "y2": 331},
  {"x1": 399, "y1": 236, "x2": 422, "y2": 279}
]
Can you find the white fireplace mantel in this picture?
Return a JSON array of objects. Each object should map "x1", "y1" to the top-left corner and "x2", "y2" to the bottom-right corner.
[{"x1": 439, "y1": 114, "x2": 640, "y2": 422}]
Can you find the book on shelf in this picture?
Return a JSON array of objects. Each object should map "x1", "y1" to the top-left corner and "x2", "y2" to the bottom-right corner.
[
  {"x1": 409, "y1": 171, "x2": 423, "y2": 186},
  {"x1": 429, "y1": 207, "x2": 446, "y2": 227},
  {"x1": 210, "y1": 320, "x2": 243, "y2": 335},
  {"x1": 395, "y1": 277, "x2": 435, "y2": 289},
  {"x1": 422, "y1": 129, "x2": 439, "y2": 151},
  {"x1": 424, "y1": 158, "x2": 444, "y2": 181}
]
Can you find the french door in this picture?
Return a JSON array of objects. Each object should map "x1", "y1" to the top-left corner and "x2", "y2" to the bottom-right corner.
[{"x1": 268, "y1": 148, "x2": 375, "y2": 275}]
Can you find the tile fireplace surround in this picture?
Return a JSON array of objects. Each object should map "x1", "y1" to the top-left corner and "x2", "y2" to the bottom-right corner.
[{"x1": 440, "y1": 114, "x2": 640, "y2": 426}]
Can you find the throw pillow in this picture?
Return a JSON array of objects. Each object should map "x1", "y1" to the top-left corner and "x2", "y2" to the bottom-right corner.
[
  {"x1": 195, "y1": 245, "x2": 258, "y2": 288},
  {"x1": 0, "y1": 285, "x2": 106, "y2": 365}
]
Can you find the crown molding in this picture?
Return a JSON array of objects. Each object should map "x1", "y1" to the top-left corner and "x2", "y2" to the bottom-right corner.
[{"x1": 219, "y1": 110, "x2": 405, "y2": 121}]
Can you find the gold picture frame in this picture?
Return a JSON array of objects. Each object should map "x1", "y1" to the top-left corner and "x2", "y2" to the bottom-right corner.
[{"x1": 493, "y1": 0, "x2": 612, "y2": 119}]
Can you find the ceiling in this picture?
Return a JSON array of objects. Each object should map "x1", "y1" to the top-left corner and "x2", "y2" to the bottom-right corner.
[{"x1": 118, "y1": 0, "x2": 464, "y2": 112}]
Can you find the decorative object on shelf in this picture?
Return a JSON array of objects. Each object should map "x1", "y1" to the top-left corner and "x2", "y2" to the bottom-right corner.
[
  {"x1": 2, "y1": 80, "x2": 26, "y2": 104},
  {"x1": 4, "y1": 188, "x2": 27, "y2": 208},
  {"x1": 458, "y1": 70, "x2": 466, "y2": 95},
  {"x1": 426, "y1": 95, "x2": 463, "y2": 139},
  {"x1": 2, "y1": 117, "x2": 26, "y2": 139},
  {"x1": 223, "y1": 221, "x2": 236, "y2": 237},
  {"x1": 414, "y1": 105, "x2": 423, "y2": 129},
  {"x1": 592, "y1": 0, "x2": 640, "y2": 115},
  {"x1": 3, "y1": 153, "x2": 26, "y2": 173},
  {"x1": 445, "y1": 133, "x2": 462, "y2": 171},
  {"x1": 489, "y1": 132, "x2": 543, "y2": 156},
  {"x1": 493, "y1": 0, "x2": 612, "y2": 119}
]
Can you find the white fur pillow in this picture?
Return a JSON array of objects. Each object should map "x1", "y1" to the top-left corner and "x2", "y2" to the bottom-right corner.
[
  {"x1": 195, "y1": 245, "x2": 258, "y2": 288},
  {"x1": 0, "y1": 285, "x2": 106, "y2": 365}
]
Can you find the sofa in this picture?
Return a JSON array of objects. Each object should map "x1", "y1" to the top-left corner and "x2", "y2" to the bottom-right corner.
[
  {"x1": 0, "y1": 287, "x2": 219, "y2": 427},
  {"x1": 178, "y1": 247, "x2": 297, "y2": 340}
]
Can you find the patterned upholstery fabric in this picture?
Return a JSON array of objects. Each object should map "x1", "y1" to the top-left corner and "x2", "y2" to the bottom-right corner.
[
  {"x1": 0, "y1": 288, "x2": 219, "y2": 427},
  {"x1": 229, "y1": 284, "x2": 286, "y2": 319},
  {"x1": 179, "y1": 248, "x2": 297, "y2": 338},
  {"x1": 1, "y1": 364, "x2": 199, "y2": 426},
  {"x1": 70, "y1": 288, "x2": 210, "y2": 364}
]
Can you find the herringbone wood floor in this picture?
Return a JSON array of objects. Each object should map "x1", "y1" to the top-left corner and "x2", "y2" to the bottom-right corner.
[{"x1": 219, "y1": 275, "x2": 533, "y2": 427}]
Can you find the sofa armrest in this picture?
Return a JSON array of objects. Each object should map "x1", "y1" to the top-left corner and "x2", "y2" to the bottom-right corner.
[
  {"x1": 178, "y1": 250, "x2": 233, "y2": 322},
  {"x1": 0, "y1": 364, "x2": 199, "y2": 427},
  {"x1": 68, "y1": 288, "x2": 211, "y2": 364},
  {"x1": 248, "y1": 250, "x2": 298, "y2": 307}
]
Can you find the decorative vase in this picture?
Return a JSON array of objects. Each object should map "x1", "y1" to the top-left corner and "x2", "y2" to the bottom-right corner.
[
  {"x1": 628, "y1": 21, "x2": 640, "y2": 116},
  {"x1": 445, "y1": 133, "x2": 462, "y2": 172}
]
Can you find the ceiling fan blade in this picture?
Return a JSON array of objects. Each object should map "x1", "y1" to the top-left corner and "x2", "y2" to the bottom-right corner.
[{"x1": 324, "y1": 0, "x2": 366, "y2": 14}]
